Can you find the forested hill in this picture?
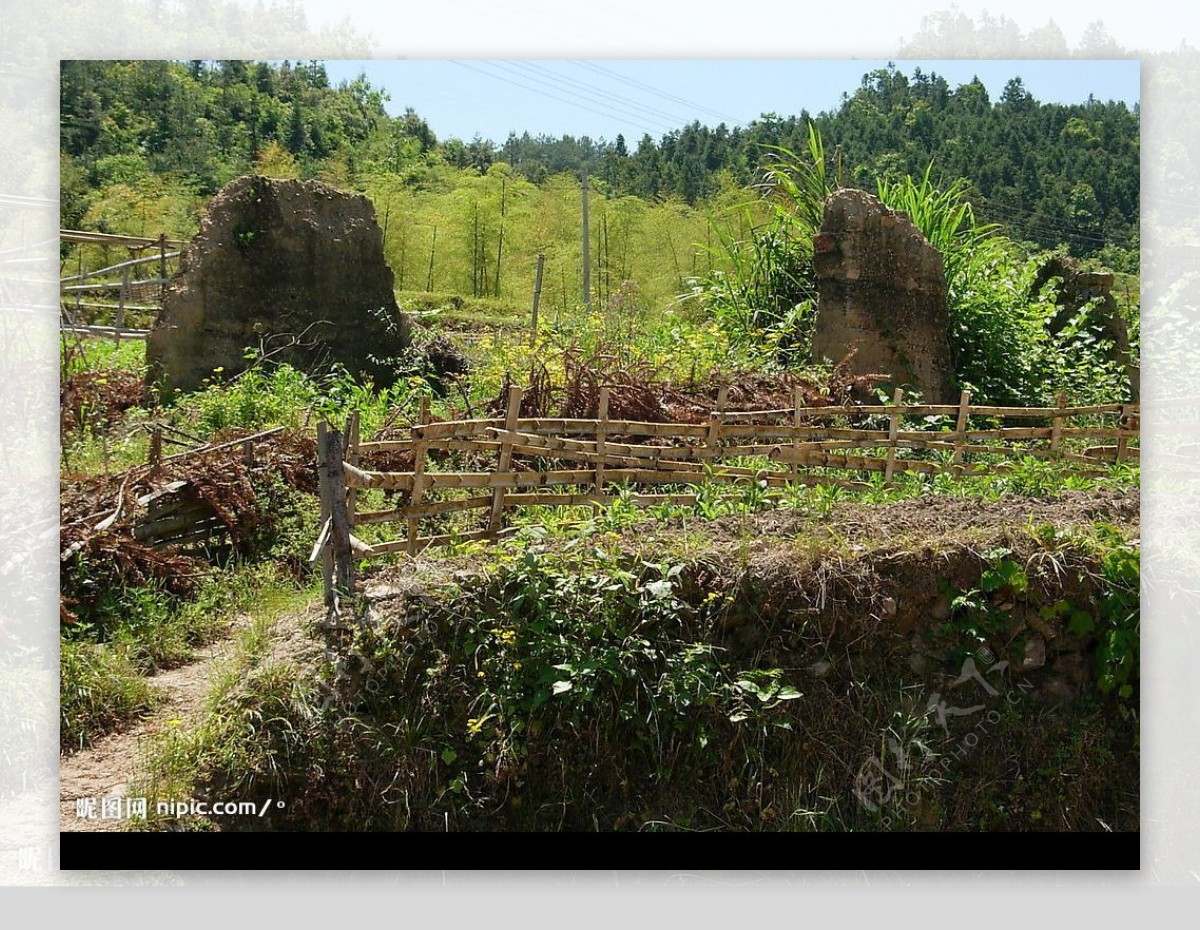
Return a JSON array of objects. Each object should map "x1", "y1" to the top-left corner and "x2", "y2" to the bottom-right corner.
[{"x1": 60, "y1": 60, "x2": 1139, "y2": 262}]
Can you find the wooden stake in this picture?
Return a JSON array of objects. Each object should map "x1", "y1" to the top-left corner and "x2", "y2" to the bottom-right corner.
[
  {"x1": 1050, "y1": 390, "x2": 1067, "y2": 457},
  {"x1": 489, "y1": 384, "x2": 523, "y2": 533},
  {"x1": 116, "y1": 265, "x2": 129, "y2": 346},
  {"x1": 325, "y1": 425, "x2": 354, "y2": 606},
  {"x1": 407, "y1": 430, "x2": 428, "y2": 555},
  {"x1": 158, "y1": 233, "x2": 168, "y2": 302},
  {"x1": 148, "y1": 426, "x2": 162, "y2": 471},
  {"x1": 581, "y1": 170, "x2": 591, "y2": 309},
  {"x1": 406, "y1": 398, "x2": 431, "y2": 553},
  {"x1": 595, "y1": 386, "x2": 610, "y2": 495},
  {"x1": 707, "y1": 386, "x2": 728, "y2": 451},
  {"x1": 1116, "y1": 404, "x2": 1129, "y2": 463},
  {"x1": 346, "y1": 411, "x2": 360, "y2": 532},
  {"x1": 951, "y1": 389, "x2": 971, "y2": 477},
  {"x1": 791, "y1": 387, "x2": 803, "y2": 483},
  {"x1": 316, "y1": 422, "x2": 335, "y2": 606},
  {"x1": 884, "y1": 387, "x2": 903, "y2": 484}
]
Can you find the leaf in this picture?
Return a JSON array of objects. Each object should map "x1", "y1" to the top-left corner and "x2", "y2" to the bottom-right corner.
[
  {"x1": 552, "y1": 680, "x2": 573, "y2": 695},
  {"x1": 1068, "y1": 610, "x2": 1095, "y2": 637},
  {"x1": 441, "y1": 748, "x2": 457, "y2": 765},
  {"x1": 644, "y1": 579, "x2": 674, "y2": 600},
  {"x1": 981, "y1": 559, "x2": 1028, "y2": 593},
  {"x1": 775, "y1": 685, "x2": 802, "y2": 700}
]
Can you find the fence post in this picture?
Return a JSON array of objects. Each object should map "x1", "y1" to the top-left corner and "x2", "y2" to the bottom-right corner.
[
  {"x1": 595, "y1": 385, "x2": 610, "y2": 499},
  {"x1": 884, "y1": 388, "x2": 903, "y2": 484},
  {"x1": 158, "y1": 233, "x2": 167, "y2": 301},
  {"x1": 951, "y1": 389, "x2": 971, "y2": 478},
  {"x1": 148, "y1": 426, "x2": 163, "y2": 472},
  {"x1": 1050, "y1": 391, "x2": 1067, "y2": 458},
  {"x1": 316, "y1": 422, "x2": 336, "y2": 606},
  {"x1": 1116, "y1": 404, "x2": 1130, "y2": 463},
  {"x1": 707, "y1": 385, "x2": 728, "y2": 459},
  {"x1": 791, "y1": 387, "x2": 804, "y2": 482},
  {"x1": 489, "y1": 384, "x2": 523, "y2": 533},
  {"x1": 326, "y1": 425, "x2": 354, "y2": 607},
  {"x1": 116, "y1": 265, "x2": 129, "y2": 346},
  {"x1": 406, "y1": 401, "x2": 429, "y2": 554},
  {"x1": 345, "y1": 411, "x2": 360, "y2": 529}
]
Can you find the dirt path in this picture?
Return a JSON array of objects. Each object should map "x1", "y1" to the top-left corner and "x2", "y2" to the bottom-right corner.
[{"x1": 58, "y1": 622, "x2": 250, "y2": 833}]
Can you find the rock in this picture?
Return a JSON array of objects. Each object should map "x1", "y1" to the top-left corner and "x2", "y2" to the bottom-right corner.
[
  {"x1": 1020, "y1": 634, "x2": 1047, "y2": 671},
  {"x1": 806, "y1": 659, "x2": 833, "y2": 678},
  {"x1": 147, "y1": 175, "x2": 411, "y2": 397},
  {"x1": 812, "y1": 189, "x2": 955, "y2": 403},
  {"x1": 361, "y1": 583, "x2": 403, "y2": 601},
  {"x1": 929, "y1": 592, "x2": 951, "y2": 621}
]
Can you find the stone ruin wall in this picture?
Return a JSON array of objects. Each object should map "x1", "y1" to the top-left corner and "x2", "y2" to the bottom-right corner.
[
  {"x1": 148, "y1": 175, "x2": 411, "y2": 397},
  {"x1": 811, "y1": 188, "x2": 955, "y2": 404}
]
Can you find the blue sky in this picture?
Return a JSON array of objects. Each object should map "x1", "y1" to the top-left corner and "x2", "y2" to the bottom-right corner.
[{"x1": 319, "y1": 59, "x2": 1140, "y2": 145}]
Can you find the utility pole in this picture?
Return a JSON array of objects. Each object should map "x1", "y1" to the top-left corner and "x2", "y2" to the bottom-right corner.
[{"x1": 581, "y1": 169, "x2": 591, "y2": 310}]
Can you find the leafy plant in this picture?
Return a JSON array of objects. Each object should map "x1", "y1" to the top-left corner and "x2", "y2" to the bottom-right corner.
[
  {"x1": 980, "y1": 549, "x2": 1029, "y2": 594},
  {"x1": 691, "y1": 125, "x2": 827, "y2": 364}
]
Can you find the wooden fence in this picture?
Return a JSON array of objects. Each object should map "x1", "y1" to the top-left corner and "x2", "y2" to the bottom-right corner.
[
  {"x1": 60, "y1": 229, "x2": 183, "y2": 342},
  {"x1": 312, "y1": 385, "x2": 1139, "y2": 606}
]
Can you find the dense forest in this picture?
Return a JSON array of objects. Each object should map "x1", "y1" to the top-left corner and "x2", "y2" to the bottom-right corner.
[{"x1": 60, "y1": 59, "x2": 1139, "y2": 268}]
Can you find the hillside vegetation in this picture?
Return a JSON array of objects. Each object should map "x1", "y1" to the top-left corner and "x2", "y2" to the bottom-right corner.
[{"x1": 57, "y1": 59, "x2": 1141, "y2": 836}]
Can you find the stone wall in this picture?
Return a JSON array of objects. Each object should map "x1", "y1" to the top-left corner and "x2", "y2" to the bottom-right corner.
[
  {"x1": 147, "y1": 175, "x2": 410, "y2": 396},
  {"x1": 812, "y1": 188, "x2": 955, "y2": 403}
]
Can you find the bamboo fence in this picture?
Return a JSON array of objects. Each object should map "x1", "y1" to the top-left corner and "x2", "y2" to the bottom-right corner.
[
  {"x1": 312, "y1": 386, "x2": 1139, "y2": 603},
  {"x1": 60, "y1": 229, "x2": 181, "y2": 342}
]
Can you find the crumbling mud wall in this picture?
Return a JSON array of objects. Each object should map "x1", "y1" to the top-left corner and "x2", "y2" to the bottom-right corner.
[
  {"x1": 147, "y1": 175, "x2": 410, "y2": 396},
  {"x1": 1032, "y1": 255, "x2": 1139, "y2": 402},
  {"x1": 812, "y1": 188, "x2": 955, "y2": 403}
]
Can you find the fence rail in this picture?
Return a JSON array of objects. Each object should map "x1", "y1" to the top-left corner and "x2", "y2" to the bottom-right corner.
[
  {"x1": 312, "y1": 385, "x2": 1139, "y2": 605},
  {"x1": 60, "y1": 229, "x2": 181, "y2": 342}
]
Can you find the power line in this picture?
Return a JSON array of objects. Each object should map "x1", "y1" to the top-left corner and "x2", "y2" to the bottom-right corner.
[
  {"x1": 448, "y1": 61, "x2": 669, "y2": 139},
  {"x1": 484, "y1": 61, "x2": 680, "y2": 136},
  {"x1": 569, "y1": 60, "x2": 743, "y2": 126},
  {"x1": 504, "y1": 61, "x2": 696, "y2": 131},
  {"x1": 974, "y1": 198, "x2": 1121, "y2": 246}
]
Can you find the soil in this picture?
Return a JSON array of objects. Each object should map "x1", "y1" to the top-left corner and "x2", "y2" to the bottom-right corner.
[
  {"x1": 360, "y1": 487, "x2": 1140, "y2": 598},
  {"x1": 320, "y1": 487, "x2": 1141, "y2": 832}
]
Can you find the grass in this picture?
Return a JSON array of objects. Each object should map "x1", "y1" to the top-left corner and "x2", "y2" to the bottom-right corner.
[
  {"x1": 61, "y1": 335, "x2": 147, "y2": 379},
  {"x1": 396, "y1": 290, "x2": 526, "y2": 332},
  {"x1": 60, "y1": 642, "x2": 159, "y2": 753},
  {"x1": 134, "y1": 603, "x2": 327, "y2": 832},
  {"x1": 60, "y1": 562, "x2": 317, "y2": 752}
]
